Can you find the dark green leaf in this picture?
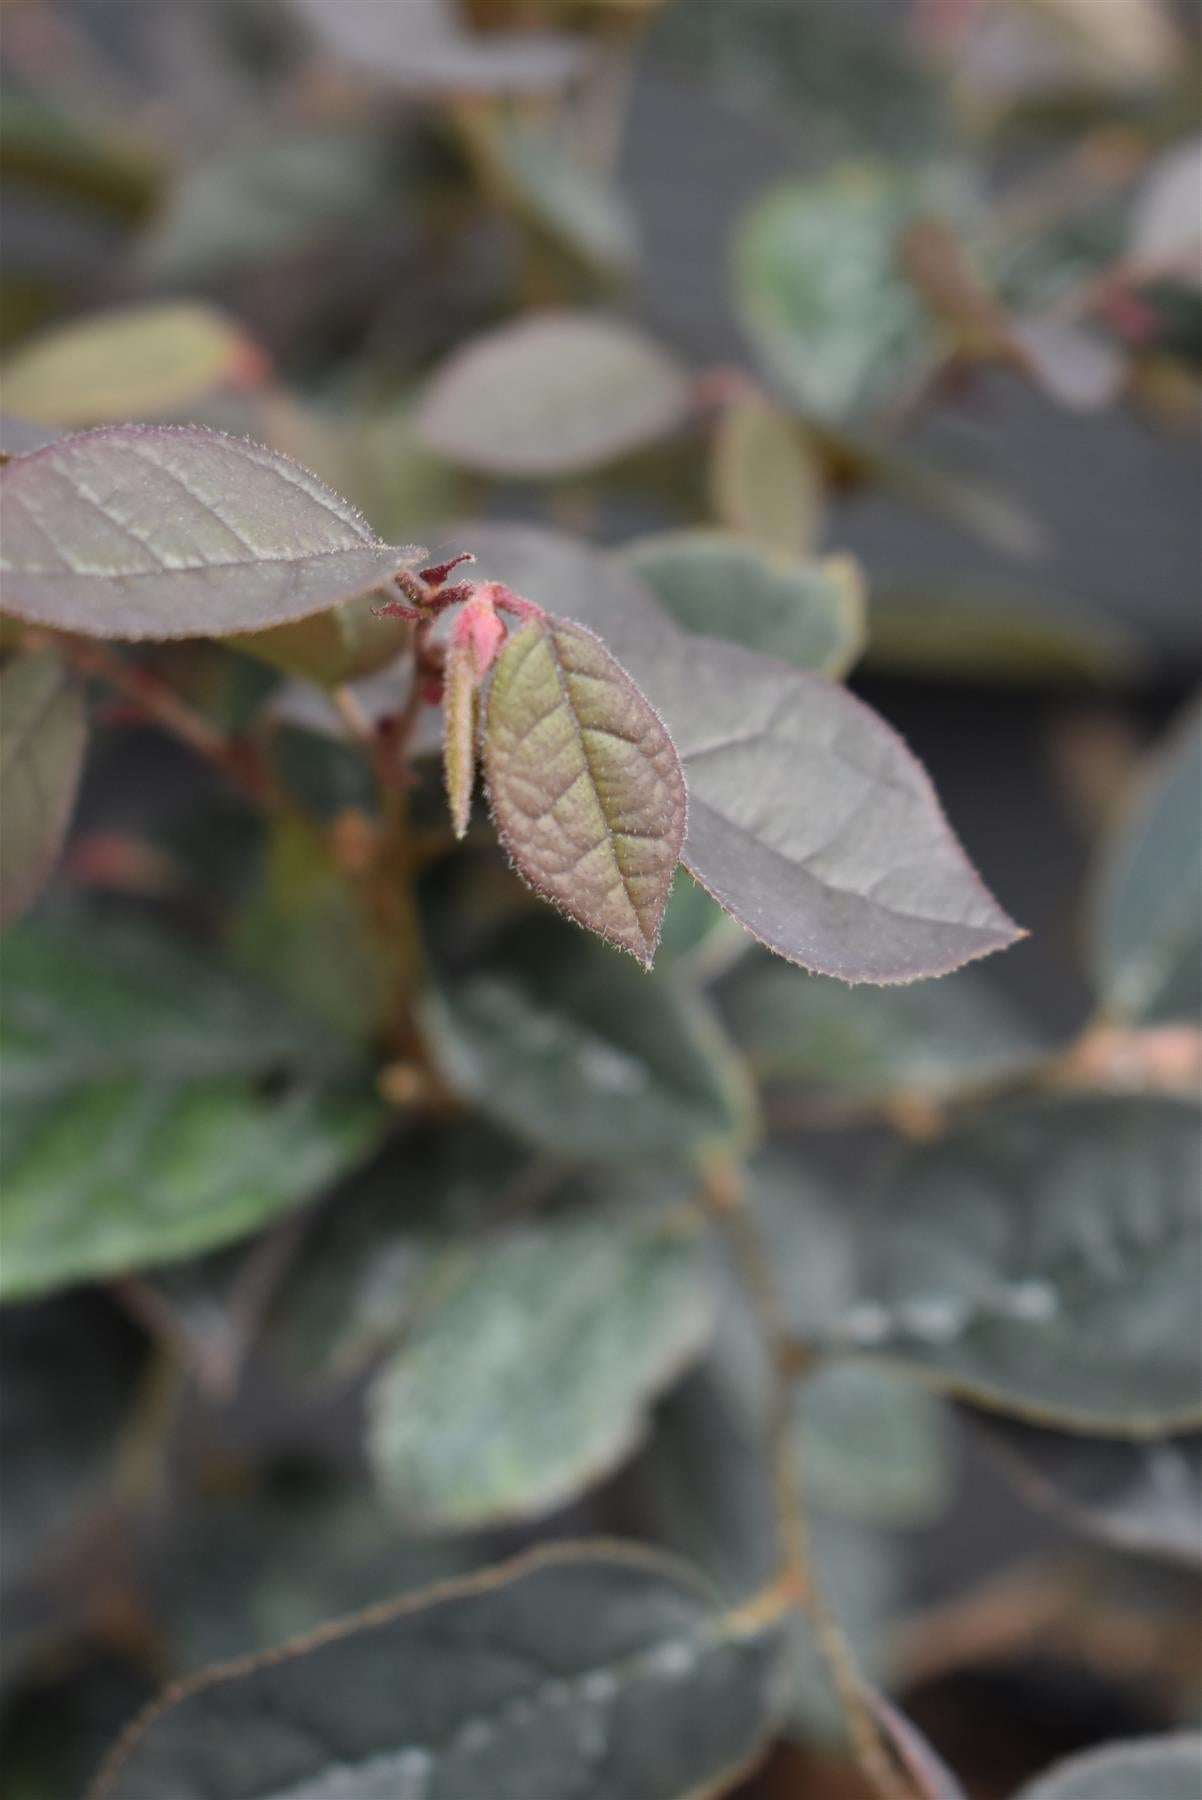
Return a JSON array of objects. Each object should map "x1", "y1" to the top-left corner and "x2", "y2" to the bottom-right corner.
[
  {"x1": 1014, "y1": 1736, "x2": 1202, "y2": 1800},
  {"x1": 0, "y1": 425, "x2": 422, "y2": 640},
  {"x1": 418, "y1": 314, "x2": 692, "y2": 477},
  {"x1": 800, "y1": 1363, "x2": 952, "y2": 1528},
  {"x1": 457, "y1": 525, "x2": 1023, "y2": 982},
  {"x1": 0, "y1": 649, "x2": 87, "y2": 927},
  {"x1": 1092, "y1": 700, "x2": 1202, "y2": 1024},
  {"x1": 368, "y1": 1185, "x2": 713, "y2": 1528},
  {"x1": 483, "y1": 613, "x2": 686, "y2": 965},
  {"x1": 626, "y1": 531, "x2": 865, "y2": 678},
  {"x1": 842, "y1": 1096, "x2": 1202, "y2": 1433},
  {"x1": 421, "y1": 916, "x2": 753, "y2": 1160},
  {"x1": 89, "y1": 1543, "x2": 788, "y2": 1800},
  {"x1": 0, "y1": 918, "x2": 383, "y2": 1301}
]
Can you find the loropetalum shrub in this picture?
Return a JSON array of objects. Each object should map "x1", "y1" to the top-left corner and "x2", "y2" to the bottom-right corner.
[{"x1": 1, "y1": 420, "x2": 1199, "y2": 1800}]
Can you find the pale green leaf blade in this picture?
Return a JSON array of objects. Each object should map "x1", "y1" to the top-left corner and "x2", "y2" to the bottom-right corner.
[
  {"x1": 418, "y1": 313, "x2": 692, "y2": 477},
  {"x1": 1091, "y1": 700, "x2": 1202, "y2": 1025},
  {"x1": 626, "y1": 531, "x2": 865, "y2": 679},
  {"x1": 1015, "y1": 1736, "x2": 1202, "y2": 1800},
  {"x1": 0, "y1": 918, "x2": 383, "y2": 1301},
  {"x1": 0, "y1": 303, "x2": 260, "y2": 427},
  {"x1": 0, "y1": 425, "x2": 423, "y2": 640},
  {"x1": 421, "y1": 917, "x2": 754, "y2": 1161},
  {"x1": 459, "y1": 524, "x2": 1022, "y2": 982},
  {"x1": 709, "y1": 394, "x2": 825, "y2": 557},
  {"x1": 0, "y1": 649, "x2": 86, "y2": 926},
  {"x1": 800, "y1": 1362, "x2": 952, "y2": 1528},
  {"x1": 841, "y1": 1096, "x2": 1202, "y2": 1433},
  {"x1": 368, "y1": 1189, "x2": 714, "y2": 1529},
  {"x1": 483, "y1": 614, "x2": 686, "y2": 965},
  {"x1": 89, "y1": 1543, "x2": 788, "y2": 1800}
]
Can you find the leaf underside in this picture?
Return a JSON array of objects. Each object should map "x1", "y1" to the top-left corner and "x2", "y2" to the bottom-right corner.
[
  {"x1": 0, "y1": 649, "x2": 87, "y2": 927},
  {"x1": 484, "y1": 615, "x2": 686, "y2": 966}
]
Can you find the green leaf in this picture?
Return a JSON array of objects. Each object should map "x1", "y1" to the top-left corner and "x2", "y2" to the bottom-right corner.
[
  {"x1": 287, "y1": 0, "x2": 588, "y2": 93},
  {"x1": 457, "y1": 525, "x2": 1023, "y2": 982},
  {"x1": 842, "y1": 1096, "x2": 1202, "y2": 1433},
  {"x1": 0, "y1": 425, "x2": 423, "y2": 640},
  {"x1": 626, "y1": 531, "x2": 865, "y2": 679},
  {"x1": 463, "y1": 107, "x2": 636, "y2": 277},
  {"x1": 709, "y1": 392, "x2": 825, "y2": 556},
  {"x1": 88, "y1": 1542, "x2": 788, "y2": 1800},
  {"x1": 0, "y1": 917, "x2": 383, "y2": 1302},
  {"x1": 866, "y1": 580, "x2": 1142, "y2": 683},
  {"x1": 483, "y1": 613, "x2": 686, "y2": 965},
  {"x1": 734, "y1": 167, "x2": 939, "y2": 424},
  {"x1": 417, "y1": 313, "x2": 692, "y2": 477},
  {"x1": 800, "y1": 1363, "x2": 952, "y2": 1528},
  {"x1": 1014, "y1": 1737, "x2": 1202, "y2": 1800},
  {"x1": 0, "y1": 649, "x2": 87, "y2": 927},
  {"x1": 981, "y1": 1417, "x2": 1202, "y2": 1568},
  {"x1": 655, "y1": 872, "x2": 751, "y2": 979},
  {"x1": 368, "y1": 1188, "x2": 713, "y2": 1529},
  {"x1": 229, "y1": 591, "x2": 412, "y2": 689},
  {"x1": 1091, "y1": 700, "x2": 1202, "y2": 1024},
  {"x1": 0, "y1": 304, "x2": 259, "y2": 427},
  {"x1": 725, "y1": 958, "x2": 1040, "y2": 1105},
  {"x1": 422, "y1": 916, "x2": 753, "y2": 1161}
]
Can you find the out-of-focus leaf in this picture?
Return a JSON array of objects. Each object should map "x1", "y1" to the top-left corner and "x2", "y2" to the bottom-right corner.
[
  {"x1": 457, "y1": 525, "x2": 1024, "y2": 982},
  {"x1": 735, "y1": 168, "x2": 941, "y2": 424},
  {"x1": 1014, "y1": 1735, "x2": 1202, "y2": 1800},
  {"x1": 853, "y1": 438, "x2": 1047, "y2": 560},
  {"x1": 799, "y1": 1363, "x2": 951, "y2": 1528},
  {"x1": 368, "y1": 1186, "x2": 713, "y2": 1528},
  {"x1": 0, "y1": 1297, "x2": 143, "y2": 1592},
  {"x1": 1020, "y1": 0, "x2": 1184, "y2": 91},
  {"x1": 709, "y1": 392, "x2": 825, "y2": 556},
  {"x1": 0, "y1": 415, "x2": 63, "y2": 456},
  {"x1": 656, "y1": 872, "x2": 750, "y2": 979},
  {"x1": 351, "y1": 403, "x2": 476, "y2": 545},
  {"x1": 725, "y1": 958, "x2": 1040, "y2": 1104},
  {"x1": 1010, "y1": 316, "x2": 1127, "y2": 412},
  {"x1": 417, "y1": 312, "x2": 692, "y2": 477},
  {"x1": 422, "y1": 916, "x2": 753, "y2": 1160},
  {"x1": 626, "y1": 531, "x2": 865, "y2": 679},
  {"x1": 1092, "y1": 701, "x2": 1202, "y2": 1025},
  {"x1": 866, "y1": 581, "x2": 1142, "y2": 682},
  {"x1": 483, "y1": 613, "x2": 686, "y2": 965},
  {"x1": 841, "y1": 1096, "x2": 1202, "y2": 1433},
  {"x1": 88, "y1": 1543, "x2": 788, "y2": 1800},
  {"x1": 0, "y1": 425, "x2": 423, "y2": 639},
  {"x1": 1130, "y1": 138, "x2": 1202, "y2": 283},
  {"x1": 867, "y1": 1693, "x2": 968, "y2": 1800},
  {"x1": 0, "y1": 95, "x2": 160, "y2": 222},
  {"x1": 980, "y1": 1416, "x2": 1202, "y2": 1568},
  {"x1": 0, "y1": 304, "x2": 261, "y2": 427},
  {"x1": 0, "y1": 650, "x2": 87, "y2": 927},
  {"x1": 230, "y1": 590, "x2": 412, "y2": 688},
  {"x1": 0, "y1": 917, "x2": 382, "y2": 1301},
  {"x1": 287, "y1": 0, "x2": 589, "y2": 93}
]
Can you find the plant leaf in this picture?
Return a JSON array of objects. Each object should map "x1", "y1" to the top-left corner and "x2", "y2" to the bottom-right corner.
[
  {"x1": 0, "y1": 425, "x2": 423, "y2": 640},
  {"x1": 443, "y1": 636, "x2": 479, "y2": 840},
  {"x1": 458, "y1": 523, "x2": 1023, "y2": 982},
  {"x1": 0, "y1": 917, "x2": 383, "y2": 1302},
  {"x1": 287, "y1": 0, "x2": 589, "y2": 93},
  {"x1": 88, "y1": 1542, "x2": 788, "y2": 1800},
  {"x1": 228, "y1": 591, "x2": 412, "y2": 688},
  {"x1": 800, "y1": 1363, "x2": 952, "y2": 1527},
  {"x1": 866, "y1": 1693, "x2": 968, "y2": 1799},
  {"x1": 1014, "y1": 1735, "x2": 1202, "y2": 1800},
  {"x1": 626, "y1": 531, "x2": 865, "y2": 679},
  {"x1": 0, "y1": 649, "x2": 87, "y2": 927},
  {"x1": 422, "y1": 917, "x2": 753, "y2": 1161},
  {"x1": 483, "y1": 613, "x2": 686, "y2": 965},
  {"x1": 368, "y1": 1187, "x2": 713, "y2": 1529},
  {"x1": 0, "y1": 303, "x2": 260, "y2": 427},
  {"x1": 979, "y1": 1416, "x2": 1202, "y2": 1568},
  {"x1": 418, "y1": 313, "x2": 692, "y2": 477},
  {"x1": 866, "y1": 580, "x2": 1141, "y2": 683},
  {"x1": 709, "y1": 393, "x2": 825, "y2": 556},
  {"x1": 1091, "y1": 700, "x2": 1202, "y2": 1025},
  {"x1": 725, "y1": 958, "x2": 1040, "y2": 1104},
  {"x1": 840, "y1": 1096, "x2": 1202, "y2": 1433}
]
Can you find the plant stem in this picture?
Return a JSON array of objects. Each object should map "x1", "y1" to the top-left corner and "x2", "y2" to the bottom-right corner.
[{"x1": 700, "y1": 1158, "x2": 908, "y2": 1800}]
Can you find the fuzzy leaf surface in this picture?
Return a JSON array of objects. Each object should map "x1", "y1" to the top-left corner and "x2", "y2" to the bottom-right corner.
[
  {"x1": 484, "y1": 614, "x2": 685, "y2": 965},
  {"x1": 1015, "y1": 1737, "x2": 1202, "y2": 1800},
  {"x1": 0, "y1": 649, "x2": 86, "y2": 926},
  {"x1": 368, "y1": 1189, "x2": 713, "y2": 1529},
  {"x1": 89, "y1": 1543, "x2": 788, "y2": 1800},
  {"x1": 422, "y1": 918, "x2": 752, "y2": 1161},
  {"x1": 843, "y1": 1096, "x2": 1202, "y2": 1433},
  {"x1": 0, "y1": 425, "x2": 422, "y2": 639},
  {"x1": 459, "y1": 525, "x2": 1022, "y2": 982},
  {"x1": 0, "y1": 918, "x2": 382, "y2": 1301},
  {"x1": 418, "y1": 313, "x2": 692, "y2": 477}
]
